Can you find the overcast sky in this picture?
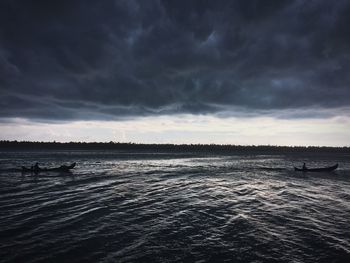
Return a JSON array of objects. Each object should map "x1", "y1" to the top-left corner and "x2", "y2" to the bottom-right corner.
[{"x1": 0, "y1": 1, "x2": 349, "y2": 145}]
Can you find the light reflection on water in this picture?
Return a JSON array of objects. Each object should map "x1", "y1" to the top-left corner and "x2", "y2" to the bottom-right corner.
[{"x1": 0, "y1": 151, "x2": 349, "y2": 262}]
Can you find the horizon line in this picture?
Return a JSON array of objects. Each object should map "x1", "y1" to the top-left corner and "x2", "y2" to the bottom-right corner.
[{"x1": 0, "y1": 140, "x2": 349, "y2": 149}]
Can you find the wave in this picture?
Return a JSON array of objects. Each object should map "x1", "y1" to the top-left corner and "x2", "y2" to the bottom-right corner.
[{"x1": 0, "y1": 152, "x2": 349, "y2": 262}]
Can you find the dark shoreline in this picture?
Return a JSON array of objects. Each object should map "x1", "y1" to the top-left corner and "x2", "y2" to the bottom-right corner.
[{"x1": 0, "y1": 140, "x2": 349, "y2": 153}]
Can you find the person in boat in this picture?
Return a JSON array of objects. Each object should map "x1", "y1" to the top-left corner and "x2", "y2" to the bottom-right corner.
[
  {"x1": 33, "y1": 162, "x2": 40, "y2": 170},
  {"x1": 302, "y1": 163, "x2": 307, "y2": 170}
]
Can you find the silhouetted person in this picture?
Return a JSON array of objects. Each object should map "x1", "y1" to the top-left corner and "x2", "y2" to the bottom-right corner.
[
  {"x1": 34, "y1": 162, "x2": 39, "y2": 170},
  {"x1": 302, "y1": 163, "x2": 307, "y2": 170}
]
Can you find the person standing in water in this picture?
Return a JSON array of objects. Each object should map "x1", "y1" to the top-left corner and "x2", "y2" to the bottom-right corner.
[{"x1": 302, "y1": 163, "x2": 307, "y2": 170}]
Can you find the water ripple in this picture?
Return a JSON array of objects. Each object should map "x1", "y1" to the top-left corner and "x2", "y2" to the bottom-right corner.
[{"x1": 0, "y1": 151, "x2": 349, "y2": 262}]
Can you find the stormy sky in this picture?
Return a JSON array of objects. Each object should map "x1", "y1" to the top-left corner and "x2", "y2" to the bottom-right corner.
[{"x1": 0, "y1": 0, "x2": 349, "y2": 145}]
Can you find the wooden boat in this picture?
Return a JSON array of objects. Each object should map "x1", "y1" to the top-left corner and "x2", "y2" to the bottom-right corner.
[
  {"x1": 21, "y1": 163, "x2": 76, "y2": 173},
  {"x1": 294, "y1": 163, "x2": 338, "y2": 172}
]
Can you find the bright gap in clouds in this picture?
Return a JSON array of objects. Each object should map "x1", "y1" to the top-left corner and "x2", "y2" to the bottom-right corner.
[{"x1": 1, "y1": 115, "x2": 349, "y2": 147}]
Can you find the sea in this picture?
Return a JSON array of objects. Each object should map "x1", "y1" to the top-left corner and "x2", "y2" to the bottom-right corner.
[{"x1": 0, "y1": 150, "x2": 349, "y2": 263}]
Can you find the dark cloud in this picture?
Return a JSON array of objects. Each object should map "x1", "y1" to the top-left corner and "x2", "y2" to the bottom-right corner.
[{"x1": 0, "y1": 0, "x2": 349, "y2": 120}]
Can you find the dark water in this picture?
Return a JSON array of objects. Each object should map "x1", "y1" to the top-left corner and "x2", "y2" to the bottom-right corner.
[{"x1": 0, "y1": 150, "x2": 349, "y2": 262}]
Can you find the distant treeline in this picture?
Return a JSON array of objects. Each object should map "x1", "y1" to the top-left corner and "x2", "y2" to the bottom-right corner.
[{"x1": 0, "y1": 140, "x2": 349, "y2": 153}]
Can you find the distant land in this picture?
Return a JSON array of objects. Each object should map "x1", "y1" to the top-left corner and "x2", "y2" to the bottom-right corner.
[{"x1": 0, "y1": 141, "x2": 349, "y2": 153}]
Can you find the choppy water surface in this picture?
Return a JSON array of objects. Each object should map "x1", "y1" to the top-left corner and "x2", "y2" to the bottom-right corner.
[{"x1": 0, "y1": 150, "x2": 349, "y2": 262}]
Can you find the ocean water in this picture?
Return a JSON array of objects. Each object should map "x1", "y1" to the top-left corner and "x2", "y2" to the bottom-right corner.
[{"x1": 0, "y1": 150, "x2": 349, "y2": 263}]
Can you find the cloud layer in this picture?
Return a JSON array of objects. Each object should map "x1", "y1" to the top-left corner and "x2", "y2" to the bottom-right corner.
[{"x1": 1, "y1": 0, "x2": 350, "y2": 120}]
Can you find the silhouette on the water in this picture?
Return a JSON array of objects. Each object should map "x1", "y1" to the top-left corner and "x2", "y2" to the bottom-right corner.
[
  {"x1": 294, "y1": 163, "x2": 338, "y2": 172},
  {"x1": 33, "y1": 162, "x2": 39, "y2": 170},
  {"x1": 21, "y1": 162, "x2": 76, "y2": 173},
  {"x1": 302, "y1": 163, "x2": 307, "y2": 170}
]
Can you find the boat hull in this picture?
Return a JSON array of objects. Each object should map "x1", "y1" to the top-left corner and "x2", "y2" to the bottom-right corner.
[
  {"x1": 294, "y1": 164, "x2": 338, "y2": 172},
  {"x1": 21, "y1": 163, "x2": 76, "y2": 173}
]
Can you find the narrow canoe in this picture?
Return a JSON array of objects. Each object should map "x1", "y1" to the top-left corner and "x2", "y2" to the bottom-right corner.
[
  {"x1": 294, "y1": 163, "x2": 338, "y2": 172},
  {"x1": 22, "y1": 162, "x2": 76, "y2": 173}
]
